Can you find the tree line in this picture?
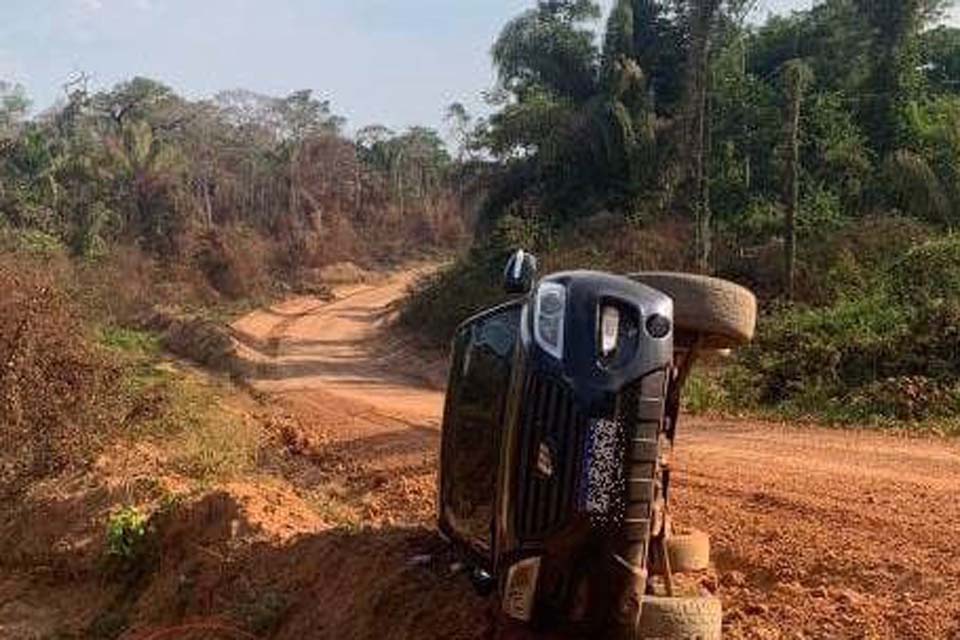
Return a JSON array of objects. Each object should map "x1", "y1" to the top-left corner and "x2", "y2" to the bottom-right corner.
[
  {"x1": 469, "y1": 0, "x2": 960, "y2": 297},
  {"x1": 4, "y1": 0, "x2": 960, "y2": 299},
  {"x1": 0, "y1": 76, "x2": 466, "y2": 267}
]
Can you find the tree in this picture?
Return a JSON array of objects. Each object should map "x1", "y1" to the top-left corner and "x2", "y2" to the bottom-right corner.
[
  {"x1": 780, "y1": 59, "x2": 813, "y2": 299},
  {"x1": 685, "y1": 0, "x2": 723, "y2": 272},
  {"x1": 632, "y1": 2, "x2": 688, "y2": 116},
  {"x1": 481, "y1": 0, "x2": 666, "y2": 224},
  {"x1": 853, "y1": 0, "x2": 943, "y2": 156},
  {"x1": 0, "y1": 82, "x2": 29, "y2": 140},
  {"x1": 104, "y1": 118, "x2": 185, "y2": 253},
  {"x1": 920, "y1": 26, "x2": 960, "y2": 95},
  {"x1": 276, "y1": 89, "x2": 344, "y2": 141},
  {"x1": 884, "y1": 96, "x2": 960, "y2": 223},
  {"x1": 445, "y1": 102, "x2": 474, "y2": 162},
  {"x1": 492, "y1": 1, "x2": 600, "y2": 102}
]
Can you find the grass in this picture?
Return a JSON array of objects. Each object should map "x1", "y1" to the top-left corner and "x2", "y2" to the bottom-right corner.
[
  {"x1": 96, "y1": 322, "x2": 264, "y2": 481},
  {"x1": 175, "y1": 408, "x2": 261, "y2": 481},
  {"x1": 98, "y1": 326, "x2": 162, "y2": 355},
  {"x1": 304, "y1": 480, "x2": 365, "y2": 530},
  {"x1": 123, "y1": 370, "x2": 261, "y2": 481},
  {"x1": 682, "y1": 368, "x2": 734, "y2": 416}
]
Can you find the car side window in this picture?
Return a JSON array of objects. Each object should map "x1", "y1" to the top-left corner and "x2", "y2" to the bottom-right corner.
[{"x1": 442, "y1": 302, "x2": 522, "y2": 554}]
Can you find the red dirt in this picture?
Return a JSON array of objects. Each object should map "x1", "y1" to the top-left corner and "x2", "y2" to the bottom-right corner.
[
  {"x1": 3, "y1": 269, "x2": 959, "y2": 639},
  {"x1": 230, "y1": 270, "x2": 960, "y2": 639}
]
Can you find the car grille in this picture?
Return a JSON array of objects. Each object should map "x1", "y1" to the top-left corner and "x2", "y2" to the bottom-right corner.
[
  {"x1": 513, "y1": 369, "x2": 668, "y2": 541},
  {"x1": 515, "y1": 373, "x2": 585, "y2": 538}
]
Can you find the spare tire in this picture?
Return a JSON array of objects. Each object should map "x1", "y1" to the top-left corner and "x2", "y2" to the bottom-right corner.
[
  {"x1": 631, "y1": 272, "x2": 757, "y2": 349},
  {"x1": 638, "y1": 595, "x2": 722, "y2": 640}
]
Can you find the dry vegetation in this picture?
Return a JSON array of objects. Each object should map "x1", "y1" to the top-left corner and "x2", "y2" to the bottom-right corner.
[
  {"x1": 0, "y1": 255, "x2": 120, "y2": 497},
  {"x1": 0, "y1": 251, "x2": 264, "y2": 496},
  {"x1": 0, "y1": 254, "x2": 463, "y2": 640}
]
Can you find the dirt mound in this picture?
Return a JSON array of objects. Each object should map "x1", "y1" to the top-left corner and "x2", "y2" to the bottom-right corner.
[
  {"x1": 145, "y1": 308, "x2": 252, "y2": 378},
  {"x1": 143, "y1": 515, "x2": 487, "y2": 640}
]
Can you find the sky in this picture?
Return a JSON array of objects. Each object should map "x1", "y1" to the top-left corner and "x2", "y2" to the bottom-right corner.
[{"x1": 1, "y1": 0, "x2": 958, "y2": 134}]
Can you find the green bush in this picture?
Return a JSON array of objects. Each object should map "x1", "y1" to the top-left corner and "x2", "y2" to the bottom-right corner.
[
  {"x1": 890, "y1": 237, "x2": 960, "y2": 304},
  {"x1": 730, "y1": 234, "x2": 960, "y2": 424},
  {"x1": 801, "y1": 215, "x2": 934, "y2": 305},
  {"x1": 106, "y1": 506, "x2": 150, "y2": 560},
  {"x1": 98, "y1": 326, "x2": 162, "y2": 356},
  {"x1": 682, "y1": 369, "x2": 734, "y2": 415},
  {"x1": 0, "y1": 228, "x2": 66, "y2": 256}
]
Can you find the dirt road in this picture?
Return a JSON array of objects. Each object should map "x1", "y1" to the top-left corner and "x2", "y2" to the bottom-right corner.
[{"x1": 231, "y1": 270, "x2": 960, "y2": 640}]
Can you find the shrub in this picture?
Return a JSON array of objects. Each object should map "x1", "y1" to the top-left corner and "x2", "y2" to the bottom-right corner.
[
  {"x1": 0, "y1": 255, "x2": 120, "y2": 496},
  {"x1": 798, "y1": 215, "x2": 934, "y2": 305},
  {"x1": 889, "y1": 236, "x2": 960, "y2": 304},
  {"x1": 739, "y1": 293, "x2": 912, "y2": 405},
  {"x1": 0, "y1": 228, "x2": 67, "y2": 256},
  {"x1": 106, "y1": 506, "x2": 150, "y2": 560},
  {"x1": 716, "y1": 214, "x2": 935, "y2": 306},
  {"x1": 844, "y1": 376, "x2": 960, "y2": 422},
  {"x1": 74, "y1": 246, "x2": 158, "y2": 326},
  {"x1": 730, "y1": 234, "x2": 960, "y2": 423},
  {"x1": 682, "y1": 368, "x2": 734, "y2": 415},
  {"x1": 193, "y1": 226, "x2": 273, "y2": 300}
]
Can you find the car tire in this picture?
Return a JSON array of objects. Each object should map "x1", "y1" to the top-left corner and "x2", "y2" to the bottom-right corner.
[
  {"x1": 638, "y1": 595, "x2": 722, "y2": 640},
  {"x1": 630, "y1": 272, "x2": 757, "y2": 349},
  {"x1": 667, "y1": 528, "x2": 711, "y2": 573}
]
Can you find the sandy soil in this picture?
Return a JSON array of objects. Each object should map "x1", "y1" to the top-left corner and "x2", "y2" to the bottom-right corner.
[{"x1": 228, "y1": 270, "x2": 960, "y2": 639}]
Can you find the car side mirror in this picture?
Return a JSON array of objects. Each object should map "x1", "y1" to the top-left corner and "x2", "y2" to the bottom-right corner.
[{"x1": 503, "y1": 249, "x2": 537, "y2": 294}]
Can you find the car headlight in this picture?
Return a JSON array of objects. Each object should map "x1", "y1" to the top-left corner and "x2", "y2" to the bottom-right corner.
[
  {"x1": 534, "y1": 282, "x2": 566, "y2": 359},
  {"x1": 600, "y1": 305, "x2": 620, "y2": 357}
]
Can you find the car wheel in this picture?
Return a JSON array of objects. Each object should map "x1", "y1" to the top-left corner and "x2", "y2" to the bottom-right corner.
[
  {"x1": 637, "y1": 595, "x2": 722, "y2": 640},
  {"x1": 630, "y1": 272, "x2": 757, "y2": 350}
]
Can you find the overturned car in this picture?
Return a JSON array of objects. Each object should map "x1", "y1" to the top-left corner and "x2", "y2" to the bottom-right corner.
[{"x1": 438, "y1": 251, "x2": 756, "y2": 638}]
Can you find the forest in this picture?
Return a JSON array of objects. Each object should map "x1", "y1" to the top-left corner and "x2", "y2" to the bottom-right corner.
[{"x1": 0, "y1": 77, "x2": 466, "y2": 299}]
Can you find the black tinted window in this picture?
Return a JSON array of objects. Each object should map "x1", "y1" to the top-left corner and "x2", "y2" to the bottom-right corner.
[{"x1": 441, "y1": 303, "x2": 521, "y2": 553}]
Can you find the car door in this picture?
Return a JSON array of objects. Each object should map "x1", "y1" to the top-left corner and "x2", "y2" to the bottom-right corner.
[{"x1": 439, "y1": 300, "x2": 523, "y2": 567}]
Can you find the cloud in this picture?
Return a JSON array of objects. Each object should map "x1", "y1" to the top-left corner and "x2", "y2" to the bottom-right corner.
[{"x1": 73, "y1": 0, "x2": 154, "y2": 14}]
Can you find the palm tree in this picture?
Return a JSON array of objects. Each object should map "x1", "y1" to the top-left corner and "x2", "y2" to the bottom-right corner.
[
  {"x1": 104, "y1": 119, "x2": 184, "y2": 252},
  {"x1": 484, "y1": 0, "x2": 658, "y2": 222},
  {"x1": 780, "y1": 59, "x2": 814, "y2": 298}
]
